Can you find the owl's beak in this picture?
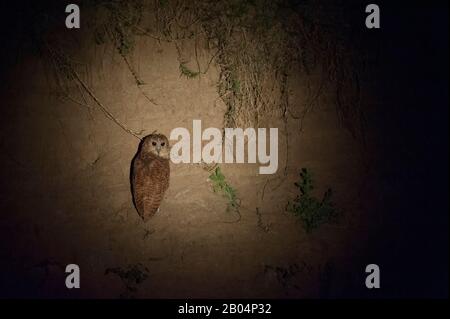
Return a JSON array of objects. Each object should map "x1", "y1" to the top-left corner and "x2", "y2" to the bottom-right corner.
[{"x1": 156, "y1": 145, "x2": 161, "y2": 154}]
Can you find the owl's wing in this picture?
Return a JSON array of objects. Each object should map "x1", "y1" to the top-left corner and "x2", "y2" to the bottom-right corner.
[
  {"x1": 131, "y1": 157, "x2": 170, "y2": 221},
  {"x1": 130, "y1": 156, "x2": 143, "y2": 215},
  {"x1": 162, "y1": 161, "x2": 170, "y2": 192}
]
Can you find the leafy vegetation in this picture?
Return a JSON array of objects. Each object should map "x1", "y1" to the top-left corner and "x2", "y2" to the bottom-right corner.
[
  {"x1": 209, "y1": 166, "x2": 239, "y2": 213},
  {"x1": 179, "y1": 62, "x2": 199, "y2": 79},
  {"x1": 105, "y1": 263, "x2": 149, "y2": 296},
  {"x1": 288, "y1": 168, "x2": 339, "y2": 233},
  {"x1": 19, "y1": 0, "x2": 370, "y2": 143},
  {"x1": 105, "y1": 264, "x2": 149, "y2": 287}
]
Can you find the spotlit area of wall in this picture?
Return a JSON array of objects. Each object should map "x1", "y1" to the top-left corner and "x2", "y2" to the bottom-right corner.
[{"x1": 0, "y1": 0, "x2": 448, "y2": 299}]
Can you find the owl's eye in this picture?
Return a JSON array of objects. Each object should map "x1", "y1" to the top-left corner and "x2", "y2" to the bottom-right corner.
[
  {"x1": 161, "y1": 142, "x2": 165, "y2": 146},
  {"x1": 152, "y1": 141, "x2": 157, "y2": 146}
]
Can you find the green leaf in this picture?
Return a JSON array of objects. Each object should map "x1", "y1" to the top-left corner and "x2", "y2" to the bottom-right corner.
[{"x1": 287, "y1": 168, "x2": 339, "y2": 233}]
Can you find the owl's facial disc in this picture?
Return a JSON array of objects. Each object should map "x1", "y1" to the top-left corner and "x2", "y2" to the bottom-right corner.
[
  {"x1": 151, "y1": 141, "x2": 161, "y2": 153},
  {"x1": 144, "y1": 134, "x2": 170, "y2": 159},
  {"x1": 157, "y1": 140, "x2": 170, "y2": 159}
]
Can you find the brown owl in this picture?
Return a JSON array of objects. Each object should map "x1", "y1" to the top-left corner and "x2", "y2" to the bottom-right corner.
[{"x1": 131, "y1": 134, "x2": 170, "y2": 221}]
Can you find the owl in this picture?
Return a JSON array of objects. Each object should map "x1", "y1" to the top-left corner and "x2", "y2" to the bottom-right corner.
[{"x1": 131, "y1": 134, "x2": 170, "y2": 221}]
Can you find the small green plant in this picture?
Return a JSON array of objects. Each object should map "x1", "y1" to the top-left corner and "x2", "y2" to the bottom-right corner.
[
  {"x1": 288, "y1": 168, "x2": 339, "y2": 233},
  {"x1": 179, "y1": 62, "x2": 199, "y2": 79},
  {"x1": 209, "y1": 166, "x2": 239, "y2": 212},
  {"x1": 105, "y1": 263, "x2": 149, "y2": 294},
  {"x1": 230, "y1": 77, "x2": 241, "y2": 95}
]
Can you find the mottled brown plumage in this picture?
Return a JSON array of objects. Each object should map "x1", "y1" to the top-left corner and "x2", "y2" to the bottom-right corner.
[{"x1": 131, "y1": 134, "x2": 170, "y2": 221}]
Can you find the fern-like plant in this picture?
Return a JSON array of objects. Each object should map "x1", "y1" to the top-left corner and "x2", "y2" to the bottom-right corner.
[
  {"x1": 288, "y1": 168, "x2": 339, "y2": 233},
  {"x1": 179, "y1": 62, "x2": 199, "y2": 79},
  {"x1": 209, "y1": 166, "x2": 239, "y2": 212}
]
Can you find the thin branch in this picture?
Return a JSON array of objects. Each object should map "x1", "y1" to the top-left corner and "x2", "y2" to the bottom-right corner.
[
  {"x1": 60, "y1": 94, "x2": 92, "y2": 109},
  {"x1": 200, "y1": 49, "x2": 219, "y2": 75},
  {"x1": 71, "y1": 69, "x2": 142, "y2": 140}
]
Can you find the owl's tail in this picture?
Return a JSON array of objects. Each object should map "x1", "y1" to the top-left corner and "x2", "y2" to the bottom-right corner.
[{"x1": 135, "y1": 194, "x2": 163, "y2": 221}]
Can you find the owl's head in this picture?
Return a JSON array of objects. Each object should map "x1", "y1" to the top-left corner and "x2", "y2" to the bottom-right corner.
[{"x1": 141, "y1": 134, "x2": 170, "y2": 159}]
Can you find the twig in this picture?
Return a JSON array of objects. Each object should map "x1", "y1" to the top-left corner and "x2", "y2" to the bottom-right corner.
[
  {"x1": 201, "y1": 49, "x2": 220, "y2": 75},
  {"x1": 71, "y1": 69, "x2": 142, "y2": 140},
  {"x1": 256, "y1": 207, "x2": 271, "y2": 233},
  {"x1": 60, "y1": 94, "x2": 92, "y2": 109}
]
